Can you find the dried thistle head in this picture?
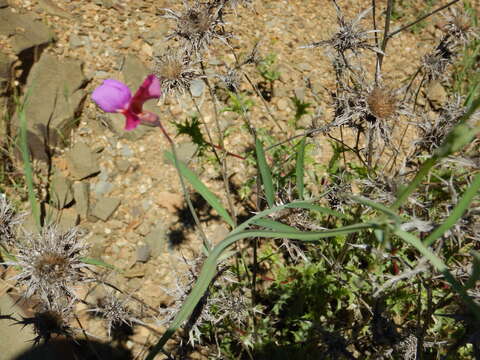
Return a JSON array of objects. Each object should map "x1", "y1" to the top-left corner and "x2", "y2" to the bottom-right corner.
[
  {"x1": 89, "y1": 293, "x2": 135, "y2": 338},
  {"x1": 153, "y1": 49, "x2": 200, "y2": 96},
  {"x1": 7, "y1": 225, "x2": 90, "y2": 302},
  {"x1": 302, "y1": 5, "x2": 381, "y2": 55},
  {"x1": 421, "y1": 37, "x2": 457, "y2": 81},
  {"x1": 367, "y1": 87, "x2": 398, "y2": 121},
  {"x1": 163, "y1": 1, "x2": 229, "y2": 55},
  {"x1": 216, "y1": 67, "x2": 242, "y2": 93},
  {"x1": 17, "y1": 301, "x2": 73, "y2": 344},
  {"x1": 0, "y1": 195, "x2": 25, "y2": 245},
  {"x1": 443, "y1": 7, "x2": 478, "y2": 44},
  {"x1": 414, "y1": 95, "x2": 466, "y2": 152}
]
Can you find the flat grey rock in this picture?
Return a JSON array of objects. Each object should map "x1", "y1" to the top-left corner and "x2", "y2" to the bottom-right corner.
[
  {"x1": 0, "y1": 7, "x2": 54, "y2": 54},
  {"x1": 17, "y1": 54, "x2": 86, "y2": 161},
  {"x1": 190, "y1": 79, "x2": 205, "y2": 97},
  {"x1": 50, "y1": 173, "x2": 74, "y2": 209},
  {"x1": 175, "y1": 141, "x2": 198, "y2": 164},
  {"x1": 91, "y1": 197, "x2": 120, "y2": 221},
  {"x1": 66, "y1": 141, "x2": 100, "y2": 180},
  {"x1": 144, "y1": 223, "x2": 166, "y2": 257},
  {"x1": 73, "y1": 181, "x2": 90, "y2": 219},
  {"x1": 136, "y1": 243, "x2": 150, "y2": 262}
]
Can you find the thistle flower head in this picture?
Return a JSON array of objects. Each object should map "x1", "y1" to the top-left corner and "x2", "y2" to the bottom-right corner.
[
  {"x1": 163, "y1": 1, "x2": 229, "y2": 56},
  {"x1": 367, "y1": 87, "x2": 398, "y2": 121},
  {"x1": 443, "y1": 7, "x2": 478, "y2": 44},
  {"x1": 0, "y1": 195, "x2": 25, "y2": 245},
  {"x1": 7, "y1": 225, "x2": 90, "y2": 302},
  {"x1": 302, "y1": 5, "x2": 381, "y2": 55},
  {"x1": 414, "y1": 95, "x2": 466, "y2": 152},
  {"x1": 421, "y1": 37, "x2": 457, "y2": 81},
  {"x1": 153, "y1": 49, "x2": 200, "y2": 96},
  {"x1": 89, "y1": 293, "x2": 135, "y2": 338}
]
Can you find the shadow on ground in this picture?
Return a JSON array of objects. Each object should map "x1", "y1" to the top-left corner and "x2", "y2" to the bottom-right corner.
[{"x1": 13, "y1": 338, "x2": 133, "y2": 360}]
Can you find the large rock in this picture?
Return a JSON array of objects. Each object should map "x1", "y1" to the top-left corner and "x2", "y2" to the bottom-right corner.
[
  {"x1": 105, "y1": 55, "x2": 158, "y2": 140},
  {"x1": 18, "y1": 54, "x2": 87, "y2": 160},
  {"x1": 0, "y1": 51, "x2": 13, "y2": 140},
  {"x1": 0, "y1": 7, "x2": 54, "y2": 55}
]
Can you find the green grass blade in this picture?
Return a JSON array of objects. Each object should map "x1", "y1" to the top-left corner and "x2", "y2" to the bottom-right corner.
[
  {"x1": 348, "y1": 195, "x2": 401, "y2": 222},
  {"x1": 251, "y1": 218, "x2": 297, "y2": 231},
  {"x1": 423, "y1": 172, "x2": 480, "y2": 246},
  {"x1": 146, "y1": 222, "x2": 375, "y2": 359},
  {"x1": 295, "y1": 137, "x2": 306, "y2": 200},
  {"x1": 164, "y1": 151, "x2": 234, "y2": 228},
  {"x1": 255, "y1": 138, "x2": 275, "y2": 207},
  {"x1": 17, "y1": 98, "x2": 40, "y2": 229},
  {"x1": 287, "y1": 201, "x2": 349, "y2": 220}
]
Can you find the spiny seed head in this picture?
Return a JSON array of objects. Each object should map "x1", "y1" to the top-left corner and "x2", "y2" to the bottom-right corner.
[
  {"x1": 154, "y1": 50, "x2": 200, "y2": 95},
  {"x1": 422, "y1": 37, "x2": 457, "y2": 81},
  {"x1": 367, "y1": 87, "x2": 397, "y2": 120},
  {"x1": 90, "y1": 294, "x2": 134, "y2": 337},
  {"x1": 443, "y1": 8, "x2": 477, "y2": 44},
  {"x1": 7, "y1": 225, "x2": 90, "y2": 302},
  {"x1": 0, "y1": 195, "x2": 25, "y2": 245},
  {"x1": 302, "y1": 6, "x2": 381, "y2": 55},
  {"x1": 163, "y1": 1, "x2": 229, "y2": 55}
]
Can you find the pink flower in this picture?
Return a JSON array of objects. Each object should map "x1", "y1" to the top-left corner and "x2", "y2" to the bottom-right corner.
[{"x1": 92, "y1": 75, "x2": 162, "y2": 130}]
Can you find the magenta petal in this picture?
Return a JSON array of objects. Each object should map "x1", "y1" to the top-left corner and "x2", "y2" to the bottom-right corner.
[
  {"x1": 129, "y1": 75, "x2": 162, "y2": 114},
  {"x1": 123, "y1": 111, "x2": 141, "y2": 131},
  {"x1": 92, "y1": 79, "x2": 132, "y2": 113}
]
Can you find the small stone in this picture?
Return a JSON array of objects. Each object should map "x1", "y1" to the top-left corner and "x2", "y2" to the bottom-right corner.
[
  {"x1": 120, "y1": 36, "x2": 133, "y2": 49},
  {"x1": 144, "y1": 223, "x2": 167, "y2": 257},
  {"x1": 73, "y1": 181, "x2": 90, "y2": 219},
  {"x1": 120, "y1": 144, "x2": 133, "y2": 157},
  {"x1": 66, "y1": 142, "x2": 100, "y2": 180},
  {"x1": 50, "y1": 173, "x2": 73, "y2": 209},
  {"x1": 277, "y1": 98, "x2": 290, "y2": 111},
  {"x1": 175, "y1": 141, "x2": 198, "y2": 163},
  {"x1": 88, "y1": 235, "x2": 107, "y2": 259},
  {"x1": 426, "y1": 81, "x2": 447, "y2": 110},
  {"x1": 135, "y1": 221, "x2": 150, "y2": 236},
  {"x1": 91, "y1": 197, "x2": 121, "y2": 221},
  {"x1": 116, "y1": 159, "x2": 130, "y2": 173},
  {"x1": 93, "y1": 180, "x2": 113, "y2": 196},
  {"x1": 69, "y1": 34, "x2": 83, "y2": 48},
  {"x1": 190, "y1": 79, "x2": 205, "y2": 97},
  {"x1": 136, "y1": 244, "x2": 150, "y2": 262},
  {"x1": 95, "y1": 71, "x2": 110, "y2": 78},
  {"x1": 294, "y1": 87, "x2": 306, "y2": 101}
]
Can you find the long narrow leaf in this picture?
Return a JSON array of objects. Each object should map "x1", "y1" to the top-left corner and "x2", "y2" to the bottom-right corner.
[
  {"x1": 348, "y1": 195, "x2": 401, "y2": 222},
  {"x1": 18, "y1": 97, "x2": 40, "y2": 229},
  {"x1": 164, "y1": 151, "x2": 234, "y2": 227},
  {"x1": 255, "y1": 138, "x2": 275, "y2": 207},
  {"x1": 146, "y1": 222, "x2": 375, "y2": 359},
  {"x1": 252, "y1": 218, "x2": 297, "y2": 231},
  {"x1": 296, "y1": 137, "x2": 306, "y2": 200},
  {"x1": 287, "y1": 202, "x2": 349, "y2": 220},
  {"x1": 424, "y1": 173, "x2": 480, "y2": 246}
]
